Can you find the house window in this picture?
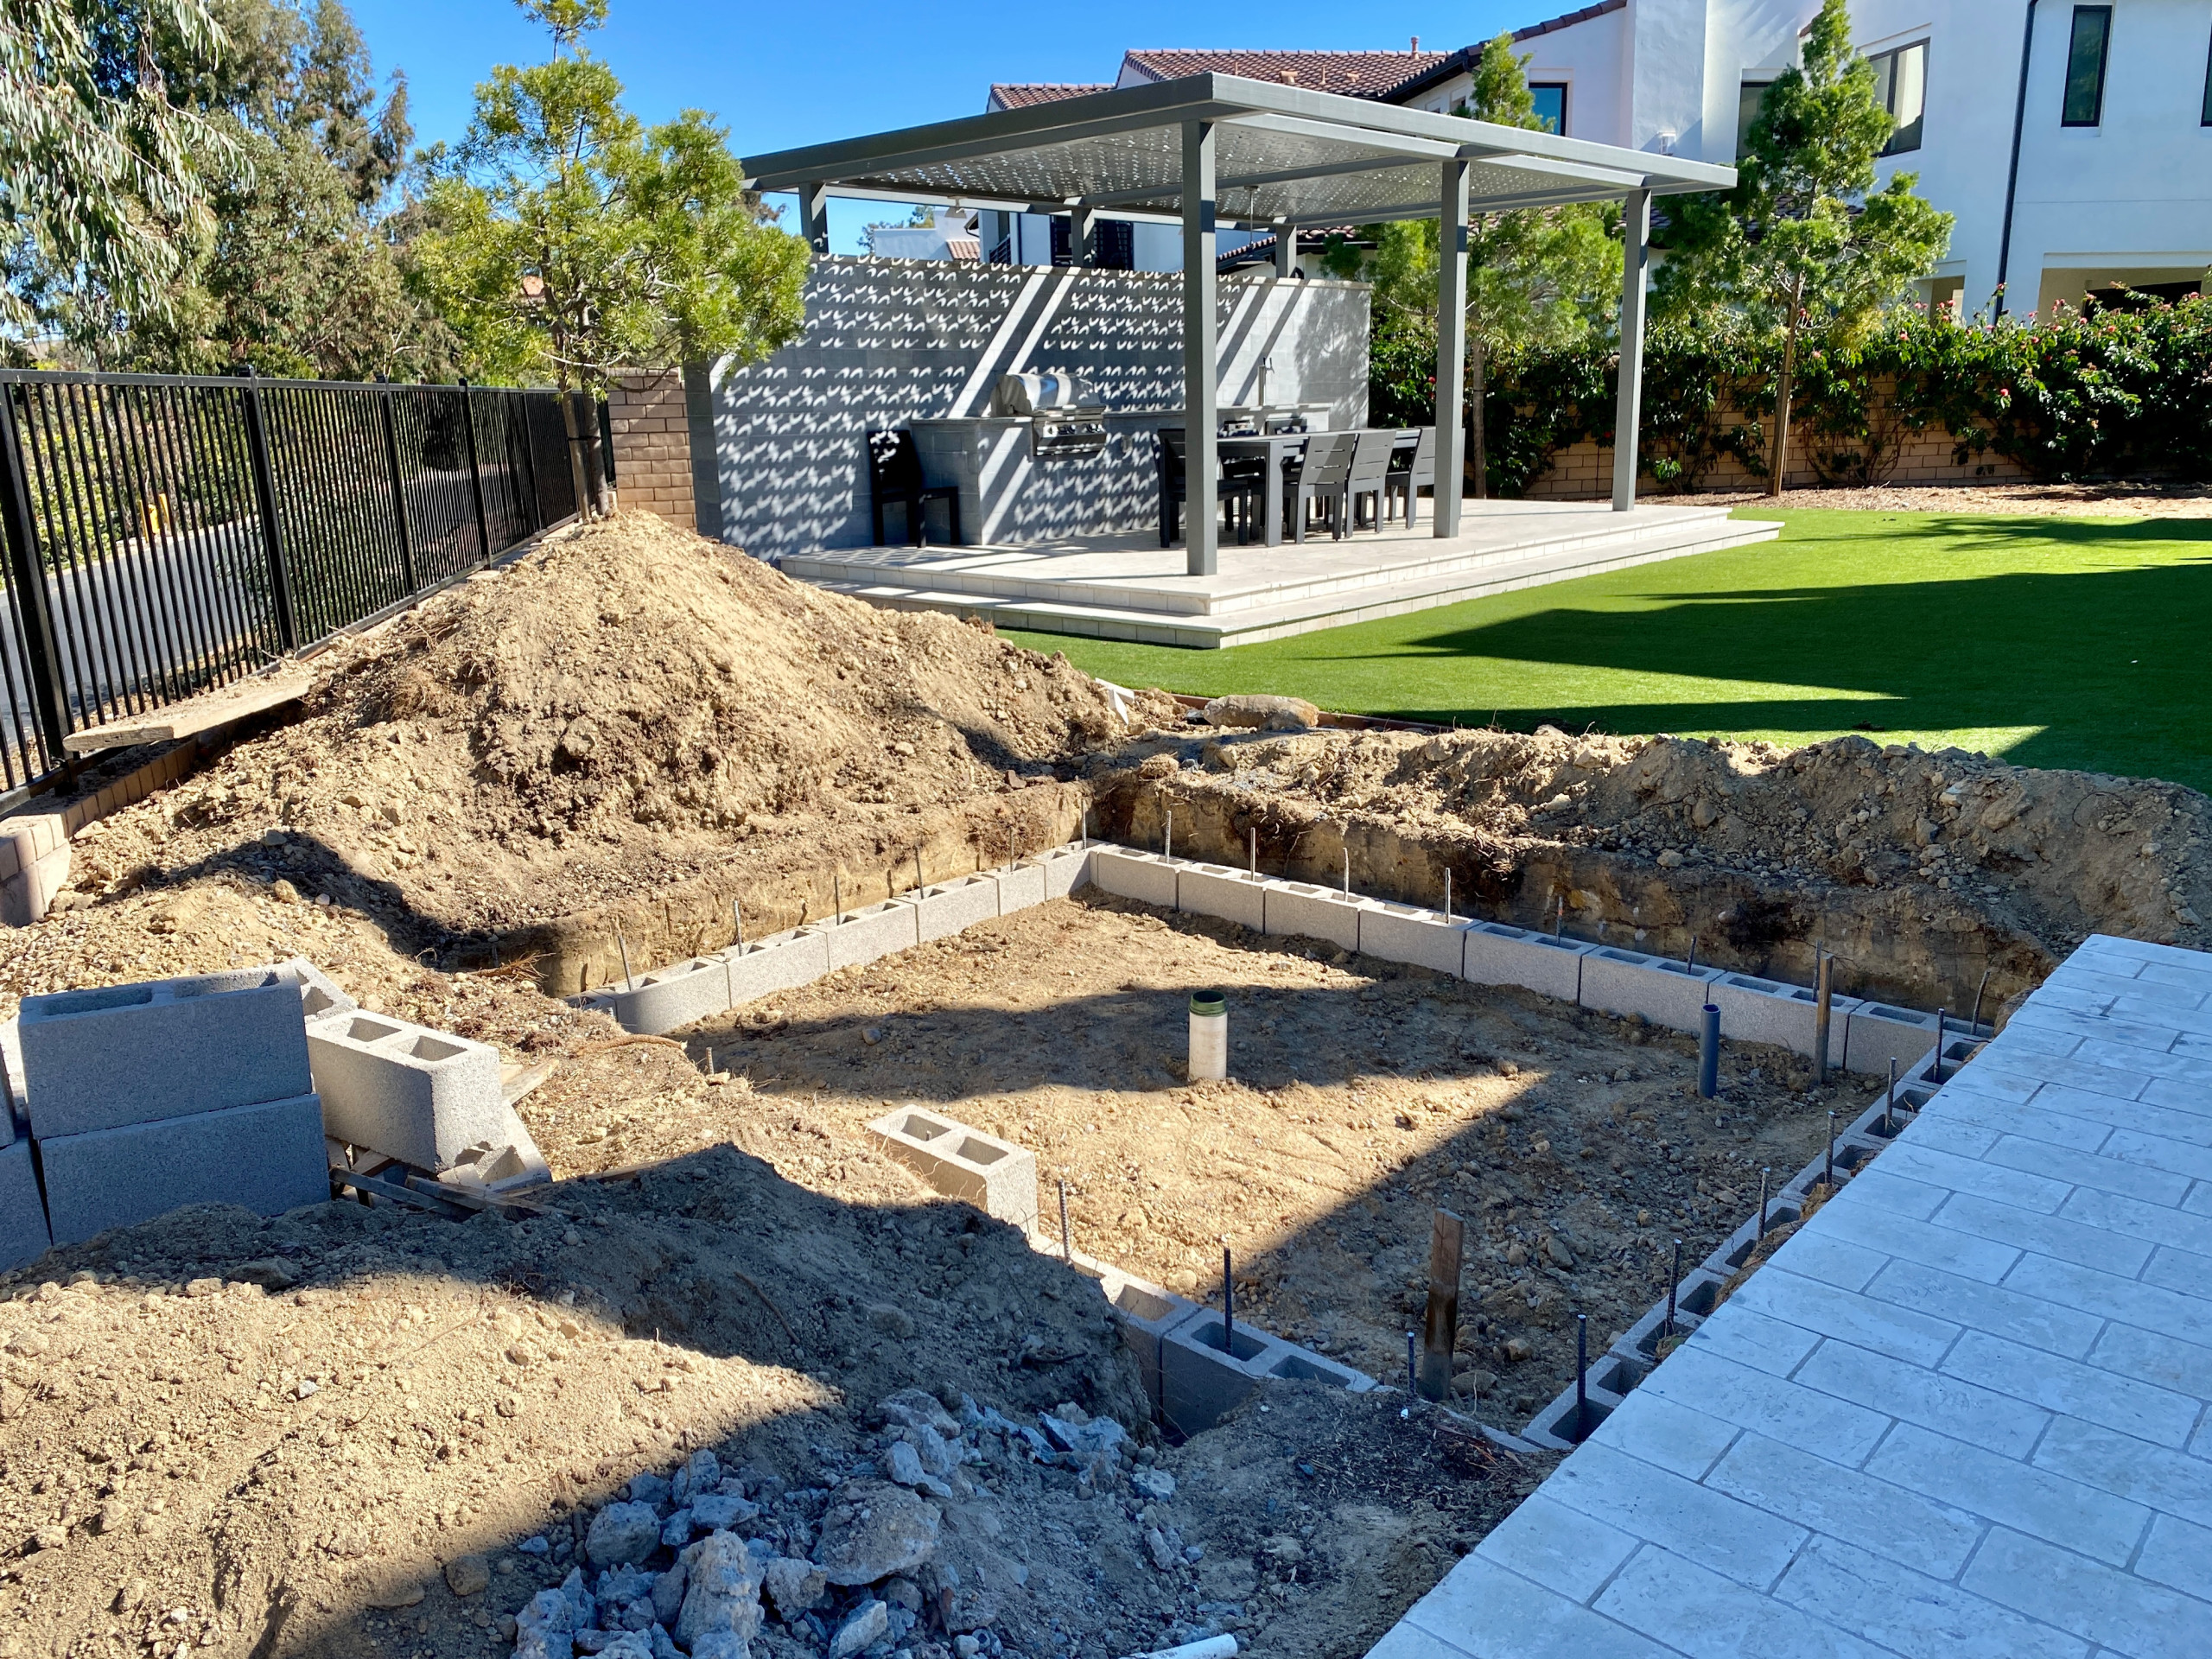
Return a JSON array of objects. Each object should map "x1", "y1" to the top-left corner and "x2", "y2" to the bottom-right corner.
[
  {"x1": 1529, "y1": 83, "x2": 1567, "y2": 133},
  {"x1": 1738, "y1": 79, "x2": 1774, "y2": 148},
  {"x1": 1869, "y1": 41, "x2": 1928, "y2": 153},
  {"x1": 2202, "y1": 26, "x2": 2211, "y2": 124},
  {"x1": 2063, "y1": 5, "x2": 2112, "y2": 126}
]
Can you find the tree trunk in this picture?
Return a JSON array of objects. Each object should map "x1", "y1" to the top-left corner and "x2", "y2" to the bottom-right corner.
[
  {"x1": 1471, "y1": 334, "x2": 1488, "y2": 501},
  {"x1": 1768, "y1": 277, "x2": 1802, "y2": 499},
  {"x1": 558, "y1": 386, "x2": 594, "y2": 521}
]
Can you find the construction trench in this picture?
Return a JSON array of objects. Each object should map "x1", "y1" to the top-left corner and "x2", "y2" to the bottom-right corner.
[{"x1": 0, "y1": 511, "x2": 2205, "y2": 1659}]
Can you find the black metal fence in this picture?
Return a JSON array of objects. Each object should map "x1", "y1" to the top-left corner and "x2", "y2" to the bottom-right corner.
[{"x1": 0, "y1": 368, "x2": 592, "y2": 799}]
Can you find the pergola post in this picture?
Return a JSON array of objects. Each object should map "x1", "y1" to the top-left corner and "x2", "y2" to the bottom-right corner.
[
  {"x1": 799, "y1": 182, "x2": 831, "y2": 256},
  {"x1": 1611, "y1": 187, "x2": 1651, "y2": 512},
  {"x1": 1182, "y1": 119, "x2": 1218, "y2": 577},
  {"x1": 1070, "y1": 204, "x2": 1097, "y2": 267},
  {"x1": 1274, "y1": 222, "x2": 1295, "y2": 279},
  {"x1": 1433, "y1": 158, "x2": 1471, "y2": 539}
]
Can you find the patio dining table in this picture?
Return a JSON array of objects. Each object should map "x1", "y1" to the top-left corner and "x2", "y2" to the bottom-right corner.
[{"x1": 1163, "y1": 429, "x2": 1421, "y2": 547}]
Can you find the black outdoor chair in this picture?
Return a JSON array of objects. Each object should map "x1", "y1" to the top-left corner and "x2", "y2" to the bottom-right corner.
[
  {"x1": 1385, "y1": 427, "x2": 1436, "y2": 527},
  {"x1": 1158, "y1": 429, "x2": 1266, "y2": 547},
  {"x1": 868, "y1": 429, "x2": 962, "y2": 547},
  {"x1": 1281, "y1": 432, "x2": 1356, "y2": 542},
  {"x1": 1344, "y1": 429, "x2": 1399, "y2": 532}
]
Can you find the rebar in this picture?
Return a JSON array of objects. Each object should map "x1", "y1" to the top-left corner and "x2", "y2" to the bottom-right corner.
[
  {"x1": 1081, "y1": 809, "x2": 1090, "y2": 850},
  {"x1": 1686, "y1": 933, "x2": 1698, "y2": 974},
  {"x1": 1342, "y1": 848, "x2": 1351, "y2": 898},
  {"x1": 1554, "y1": 892, "x2": 1566, "y2": 941},
  {"x1": 1249, "y1": 827, "x2": 1257, "y2": 874},
  {"x1": 1814, "y1": 949, "x2": 1834, "y2": 1086},
  {"x1": 1406, "y1": 1331, "x2": 1418, "y2": 1397},
  {"x1": 613, "y1": 925, "x2": 635, "y2": 992},
  {"x1": 1058, "y1": 1180, "x2": 1071, "y2": 1263},
  {"x1": 1444, "y1": 868, "x2": 1452, "y2": 925},
  {"x1": 1970, "y1": 967, "x2": 1992, "y2": 1036},
  {"x1": 1758, "y1": 1168, "x2": 1770, "y2": 1237},
  {"x1": 913, "y1": 849, "x2": 924, "y2": 894},
  {"x1": 1223, "y1": 1245, "x2": 1235, "y2": 1354},
  {"x1": 1664, "y1": 1238, "x2": 1681, "y2": 1338},
  {"x1": 1885, "y1": 1056, "x2": 1898, "y2": 1135},
  {"x1": 833, "y1": 872, "x2": 843, "y2": 925},
  {"x1": 1934, "y1": 1007, "x2": 1948, "y2": 1082}
]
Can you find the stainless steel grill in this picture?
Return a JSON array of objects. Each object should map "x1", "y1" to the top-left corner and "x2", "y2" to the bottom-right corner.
[{"x1": 994, "y1": 371, "x2": 1108, "y2": 460}]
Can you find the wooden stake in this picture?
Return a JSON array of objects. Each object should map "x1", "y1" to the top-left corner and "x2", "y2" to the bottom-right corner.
[{"x1": 1417, "y1": 1208, "x2": 1465, "y2": 1402}]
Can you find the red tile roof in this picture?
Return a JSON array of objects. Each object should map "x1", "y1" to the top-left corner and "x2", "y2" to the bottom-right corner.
[
  {"x1": 987, "y1": 82, "x2": 1113, "y2": 111},
  {"x1": 1119, "y1": 48, "x2": 1448, "y2": 98}
]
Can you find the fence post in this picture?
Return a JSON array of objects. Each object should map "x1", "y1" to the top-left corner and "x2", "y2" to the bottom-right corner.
[
  {"x1": 459, "y1": 378, "x2": 493, "y2": 563},
  {"x1": 375, "y1": 378, "x2": 419, "y2": 594},
  {"x1": 0, "y1": 384, "x2": 73, "y2": 766},
  {"x1": 237, "y1": 365, "x2": 299, "y2": 653},
  {"x1": 514, "y1": 391, "x2": 542, "y2": 533}
]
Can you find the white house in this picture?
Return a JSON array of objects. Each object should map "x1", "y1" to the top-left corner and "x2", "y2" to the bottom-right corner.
[{"x1": 1386, "y1": 0, "x2": 2212, "y2": 316}]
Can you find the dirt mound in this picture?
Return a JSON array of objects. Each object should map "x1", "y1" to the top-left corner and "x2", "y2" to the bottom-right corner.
[{"x1": 1100, "y1": 724, "x2": 2212, "y2": 1010}]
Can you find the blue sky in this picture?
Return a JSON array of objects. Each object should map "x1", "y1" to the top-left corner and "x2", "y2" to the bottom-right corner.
[{"x1": 347, "y1": 0, "x2": 1529, "y2": 251}]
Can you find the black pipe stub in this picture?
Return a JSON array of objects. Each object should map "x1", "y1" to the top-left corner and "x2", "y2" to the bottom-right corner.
[{"x1": 1190, "y1": 989, "x2": 1227, "y2": 1018}]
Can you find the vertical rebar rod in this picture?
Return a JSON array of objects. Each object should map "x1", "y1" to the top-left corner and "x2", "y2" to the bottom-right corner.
[
  {"x1": 1222, "y1": 1245, "x2": 1235, "y2": 1354},
  {"x1": 1249, "y1": 827, "x2": 1256, "y2": 874},
  {"x1": 614, "y1": 925, "x2": 635, "y2": 992},
  {"x1": 732, "y1": 898, "x2": 743, "y2": 949},
  {"x1": 1970, "y1": 969, "x2": 1991, "y2": 1036},
  {"x1": 1758, "y1": 1168, "x2": 1770, "y2": 1237},
  {"x1": 1554, "y1": 892, "x2": 1566, "y2": 940},
  {"x1": 914, "y1": 849, "x2": 925, "y2": 894},
  {"x1": 1665, "y1": 1238, "x2": 1681, "y2": 1337},
  {"x1": 1574, "y1": 1313, "x2": 1589, "y2": 1440},
  {"x1": 1166, "y1": 810, "x2": 1173, "y2": 860},
  {"x1": 1885, "y1": 1056, "x2": 1898, "y2": 1135},
  {"x1": 1406, "y1": 1331, "x2": 1417, "y2": 1397},
  {"x1": 1686, "y1": 933, "x2": 1698, "y2": 974},
  {"x1": 1058, "y1": 1180, "x2": 1071, "y2": 1263},
  {"x1": 1342, "y1": 848, "x2": 1350, "y2": 898},
  {"x1": 834, "y1": 872, "x2": 842, "y2": 925},
  {"x1": 1445, "y1": 869, "x2": 1452, "y2": 925},
  {"x1": 1082, "y1": 809, "x2": 1090, "y2": 850},
  {"x1": 1933, "y1": 1007, "x2": 1948, "y2": 1083}
]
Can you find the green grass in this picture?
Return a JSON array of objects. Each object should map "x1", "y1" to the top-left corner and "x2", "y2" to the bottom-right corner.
[{"x1": 1005, "y1": 506, "x2": 2212, "y2": 796}]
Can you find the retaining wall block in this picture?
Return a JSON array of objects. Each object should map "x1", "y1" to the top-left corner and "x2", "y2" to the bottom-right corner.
[
  {"x1": 722, "y1": 928, "x2": 833, "y2": 1010},
  {"x1": 1158, "y1": 1311, "x2": 1270, "y2": 1432},
  {"x1": 1095, "y1": 1266, "x2": 1198, "y2": 1406},
  {"x1": 20, "y1": 967, "x2": 313, "y2": 1138},
  {"x1": 1262, "y1": 883, "x2": 1369, "y2": 952},
  {"x1": 1089, "y1": 847, "x2": 1183, "y2": 908},
  {"x1": 436, "y1": 1104, "x2": 552, "y2": 1194},
  {"x1": 584, "y1": 954, "x2": 734, "y2": 1036},
  {"x1": 0, "y1": 1140, "x2": 49, "y2": 1273},
  {"x1": 1522, "y1": 1369, "x2": 1631, "y2": 1452},
  {"x1": 308, "y1": 1013, "x2": 509, "y2": 1173},
  {"x1": 905, "y1": 877, "x2": 1001, "y2": 943},
  {"x1": 866, "y1": 1107, "x2": 1039, "y2": 1230},
  {"x1": 1842, "y1": 1001, "x2": 1942, "y2": 1076},
  {"x1": 1025, "y1": 842, "x2": 1093, "y2": 901},
  {"x1": 822, "y1": 899, "x2": 921, "y2": 973},
  {"x1": 279, "y1": 957, "x2": 358, "y2": 1027},
  {"x1": 1175, "y1": 863, "x2": 1272, "y2": 931},
  {"x1": 1462, "y1": 924, "x2": 1589, "y2": 1004},
  {"x1": 38, "y1": 1091, "x2": 331, "y2": 1246},
  {"x1": 1359, "y1": 901, "x2": 1471, "y2": 976},
  {"x1": 1577, "y1": 948, "x2": 1728, "y2": 1031},
  {"x1": 988, "y1": 861, "x2": 1049, "y2": 916}
]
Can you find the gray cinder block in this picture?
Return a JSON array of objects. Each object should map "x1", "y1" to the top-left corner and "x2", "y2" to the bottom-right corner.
[
  {"x1": 308, "y1": 1014, "x2": 507, "y2": 1173},
  {"x1": 1462, "y1": 924, "x2": 1589, "y2": 1004},
  {"x1": 1578, "y1": 948, "x2": 1727, "y2": 1030},
  {"x1": 1025, "y1": 842, "x2": 1092, "y2": 900},
  {"x1": 1095, "y1": 1266, "x2": 1198, "y2": 1406},
  {"x1": 20, "y1": 967, "x2": 313, "y2": 1138},
  {"x1": 866, "y1": 1107, "x2": 1039, "y2": 1230},
  {"x1": 821, "y1": 900, "x2": 920, "y2": 972},
  {"x1": 0, "y1": 1139, "x2": 49, "y2": 1273},
  {"x1": 1359, "y1": 902, "x2": 1470, "y2": 976},
  {"x1": 1842, "y1": 1002, "x2": 1942, "y2": 1076},
  {"x1": 435, "y1": 1106, "x2": 551, "y2": 1193},
  {"x1": 723, "y1": 928, "x2": 832, "y2": 1008},
  {"x1": 1158, "y1": 1311, "x2": 1267, "y2": 1432},
  {"x1": 1704, "y1": 972, "x2": 1855, "y2": 1067},
  {"x1": 988, "y1": 861, "x2": 1048, "y2": 915},
  {"x1": 275, "y1": 957, "x2": 357, "y2": 1026},
  {"x1": 1176, "y1": 864, "x2": 1271, "y2": 930},
  {"x1": 39, "y1": 1091, "x2": 330, "y2": 1245},
  {"x1": 905, "y1": 877, "x2": 1001, "y2": 943},
  {"x1": 1262, "y1": 882, "x2": 1368, "y2": 951},
  {"x1": 578, "y1": 927, "x2": 830, "y2": 1033},
  {"x1": 1090, "y1": 848, "x2": 1180, "y2": 908}
]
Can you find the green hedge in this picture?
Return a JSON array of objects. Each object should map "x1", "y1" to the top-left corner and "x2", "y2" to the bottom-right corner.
[{"x1": 1370, "y1": 298, "x2": 2212, "y2": 493}]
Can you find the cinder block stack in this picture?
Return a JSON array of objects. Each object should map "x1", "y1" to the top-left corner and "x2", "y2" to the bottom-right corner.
[
  {"x1": 1, "y1": 1032, "x2": 48, "y2": 1272},
  {"x1": 22, "y1": 963, "x2": 334, "y2": 1246}
]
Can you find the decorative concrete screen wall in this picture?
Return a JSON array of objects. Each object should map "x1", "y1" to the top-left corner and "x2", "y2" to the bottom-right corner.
[{"x1": 694, "y1": 257, "x2": 1371, "y2": 556}]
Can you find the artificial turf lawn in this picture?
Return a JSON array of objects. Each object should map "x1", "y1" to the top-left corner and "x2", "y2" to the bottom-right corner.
[{"x1": 1003, "y1": 506, "x2": 2212, "y2": 797}]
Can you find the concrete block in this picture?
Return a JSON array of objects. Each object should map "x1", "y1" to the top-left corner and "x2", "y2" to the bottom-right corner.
[
  {"x1": 866, "y1": 1107, "x2": 1038, "y2": 1230},
  {"x1": 1089, "y1": 847, "x2": 1181, "y2": 908},
  {"x1": 0, "y1": 1020, "x2": 17, "y2": 1148},
  {"x1": 1462, "y1": 923, "x2": 1589, "y2": 1004},
  {"x1": 1262, "y1": 882, "x2": 1369, "y2": 952},
  {"x1": 1175, "y1": 863, "x2": 1271, "y2": 930},
  {"x1": 1705, "y1": 972, "x2": 1856, "y2": 1065},
  {"x1": 1025, "y1": 842, "x2": 1092, "y2": 901},
  {"x1": 0, "y1": 813, "x2": 70, "y2": 927},
  {"x1": 1578, "y1": 947, "x2": 1726, "y2": 1030},
  {"x1": 276, "y1": 957, "x2": 357, "y2": 1026},
  {"x1": 0, "y1": 1139, "x2": 49, "y2": 1273},
  {"x1": 905, "y1": 876, "x2": 1001, "y2": 942},
  {"x1": 21, "y1": 967, "x2": 314, "y2": 1137},
  {"x1": 821, "y1": 899, "x2": 920, "y2": 972},
  {"x1": 584, "y1": 953, "x2": 737, "y2": 1035},
  {"x1": 1359, "y1": 902, "x2": 1471, "y2": 976},
  {"x1": 1158, "y1": 1310, "x2": 1268, "y2": 1431},
  {"x1": 1095, "y1": 1265, "x2": 1198, "y2": 1406},
  {"x1": 435, "y1": 1105, "x2": 551, "y2": 1193},
  {"x1": 308, "y1": 1014, "x2": 507, "y2": 1173},
  {"x1": 988, "y1": 861, "x2": 1048, "y2": 915},
  {"x1": 38, "y1": 1091, "x2": 331, "y2": 1245},
  {"x1": 1844, "y1": 1001, "x2": 1942, "y2": 1076},
  {"x1": 721, "y1": 928, "x2": 832, "y2": 1009}
]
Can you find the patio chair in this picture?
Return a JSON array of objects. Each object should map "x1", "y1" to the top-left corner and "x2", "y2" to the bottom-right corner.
[
  {"x1": 868, "y1": 429, "x2": 962, "y2": 547},
  {"x1": 1344, "y1": 429, "x2": 1399, "y2": 533},
  {"x1": 1281, "y1": 431, "x2": 1357, "y2": 542},
  {"x1": 1158, "y1": 429, "x2": 1267, "y2": 548},
  {"x1": 1385, "y1": 427, "x2": 1436, "y2": 527}
]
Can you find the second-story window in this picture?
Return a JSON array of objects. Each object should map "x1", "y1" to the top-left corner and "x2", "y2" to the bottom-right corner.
[
  {"x1": 2201, "y1": 24, "x2": 2211, "y2": 124},
  {"x1": 1869, "y1": 41, "x2": 1928, "y2": 153},
  {"x1": 2063, "y1": 5, "x2": 2113, "y2": 126},
  {"x1": 1738, "y1": 78, "x2": 1774, "y2": 149},
  {"x1": 1529, "y1": 83, "x2": 1567, "y2": 133}
]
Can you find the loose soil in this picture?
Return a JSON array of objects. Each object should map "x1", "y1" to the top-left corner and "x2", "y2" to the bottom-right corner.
[{"x1": 1701, "y1": 481, "x2": 2212, "y2": 518}]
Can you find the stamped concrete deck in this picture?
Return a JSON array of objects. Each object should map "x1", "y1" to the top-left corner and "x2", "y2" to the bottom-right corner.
[{"x1": 1372, "y1": 932, "x2": 2212, "y2": 1659}]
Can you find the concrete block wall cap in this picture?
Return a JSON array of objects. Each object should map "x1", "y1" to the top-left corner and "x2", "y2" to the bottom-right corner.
[
  {"x1": 308, "y1": 1014, "x2": 508, "y2": 1173},
  {"x1": 1358, "y1": 902, "x2": 1471, "y2": 976},
  {"x1": 20, "y1": 969, "x2": 313, "y2": 1138},
  {"x1": 1174, "y1": 863, "x2": 1273, "y2": 931},
  {"x1": 0, "y1": 1140, "x2": 50, "y2": 1274},
  {"x1": 822, "y1": 899, "x2": 921, "y2": 972},
  {"x1": 1260, "y1": 883, "x2": 1368, "y2": 953},
  {"x1": 37, "y1": 1090, "x2": 331, "y2": 1246},
  {"x1": 1089, "y1": 847, "x2": 1180, "y2": 908},
  {"x1": 865, "y1": 1106, "x2": 1039, "y2": 1230}
]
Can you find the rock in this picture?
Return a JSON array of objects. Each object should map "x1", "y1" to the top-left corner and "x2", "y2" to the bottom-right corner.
[
  {"x1": 878, "y1": 1389, "x2": 959, "y2": 1438},
  {"x1": 957, "y1": 1639, "x2": 982, "y2": 1658},
  {"x1": 690, "y1": 1494, "x2": 759, "y2": 1530},
  {"x1": 185, "y1": 1277, "x2": 222, "y2": 1299},
  {"x1": 586, "y1": 1503, "x2": 663, "y2": 1567},
  {"x1": 829, "y1": 1599, "x2": 889, "y2": 1659},
  {"x1": 365, "y1": 1579, "x2": 424, "y2": 1610},
  {"x1": 672, "y1": 1450, "x2": 721, "y2": 1504},
  {"x1": 514, "y1": 1589, "x2": 578, "y2": 1659},
  {"x1": 628, "y1": 1473, "x2": 671, "y2": 1509},
  {"x1": 1039, "y1": 1412, "x2": 1127, "y2": 1459},
  {"x1": 1503, "y1": 1242, "x2": 1527, "y2": 1268},
  {"x1": 1451, "y1": 1369, "x2": 1497, "y2": 1399},
  {"x1": 1129, "y1": 1468, "x2": 1175, "y2": 1501},
  {"x1": 651, "y1": 1558, "x2": 687, "y2": 1627},
  {"x1": 881, "y1": 1577, "x2": 923, "y2": 1612},
  {"x1": 1204, "y1": 694, "x2": 1319, "y2": 730},
  {"x1": 232, "y1": 1258, "x2": 297, "y2": 1291},
  {"x1": 444, "y1": 1554, "x2": 491, "y2": 1597},
  {"x1": 864, "y1": 1304, "x2": 916, "y2": 1339},
  {"x1": 675, "y1": 1532, "x2": 764, "y2": 1651},
  {"x1": 812, "y1": 1481, "x2": 942, "y2": 1586},
  {"x1": 690, "y1": 1637, "x2": 750, "y2": 1659},
  {"x1": 1503, "y1": 1336, "x2": 1534, "y2": 1363},
  {"x1": 883, "y1": 1440, "x2": 927, "y2": 1487},
  {"x1": 1145, "y1": 1528, "x2": 1179, "y2": 1572},
  {"x1": 760, "y1": 1556, "x2": 825, "y2": 1620},
  {"x1": 1544, "y1": 1236, "x2": 1576, "y2": 1269},
  {"x1": 908, "y1": 1426, "x2": 956, "y2": 1478},
  {"x1": 662, "y1": 1510, "x2": 695, "y2": 1548},
  {"x1": 594, "y1": 1637, "x2": 654, "y2": 1659},
  {"x1": 1656, "y1": 849, "x2": 1686, "y2": 868}
]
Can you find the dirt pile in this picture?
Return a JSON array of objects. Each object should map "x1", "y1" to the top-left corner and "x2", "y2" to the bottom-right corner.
[{"x1": 1100, "y1": 723, "x2": 2212, "y2": 1010}]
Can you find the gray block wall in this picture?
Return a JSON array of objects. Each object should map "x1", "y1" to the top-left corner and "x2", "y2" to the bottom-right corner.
[
  {"x1": 39, "y1": 1091, "x2": 330, "y2": 1245},
  {"x1": 700, "y1": 258, "x2": 1370, "y2": 556}
]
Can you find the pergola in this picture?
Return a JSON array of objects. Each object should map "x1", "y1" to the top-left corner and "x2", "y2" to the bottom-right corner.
[{"x1": 741, "y1": 74, "x2": 1734, "y2": 575}]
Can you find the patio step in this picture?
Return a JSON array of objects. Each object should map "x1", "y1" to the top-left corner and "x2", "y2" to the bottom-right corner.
[{"x1": 799, "y1": 513, "x2": 1782, "y2": 648}]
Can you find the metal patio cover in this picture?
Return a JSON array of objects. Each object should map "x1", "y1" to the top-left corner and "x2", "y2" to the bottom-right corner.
[{"x1": 741, "y1": 75, "x2": 1735, "y2": 574}]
